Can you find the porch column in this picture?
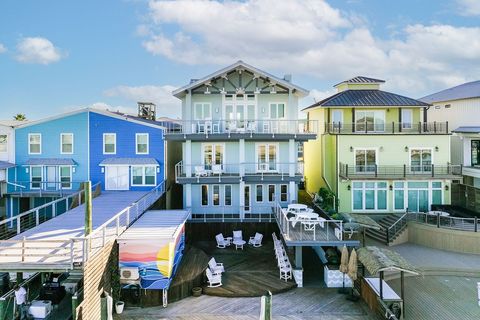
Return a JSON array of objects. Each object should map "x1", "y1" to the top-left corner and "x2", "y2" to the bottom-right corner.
[
  {"x1": 239, "y1": 139, "x2": 245, "y2": 176},
  {"x1": 294, "y1": 246, "x2": 304, "y2": 287},
  {"x1": 288, "y1": 139, "x2": 295, "y2": 177},
  {"x1": 239, "y1": 181, "x2": 245, "y2": 220},
  {"x1": 185, "y1": 140, "x2": 192, "y2": 177},
  {"x1": 295, "y1": 246, "x2": 302, "y2": 268},
  {"x1": 185, "y1": 184, "x2": 192, "y2": 208},
  {"x1": 289, "y1": 181, "x2": 296, "y2": 203},
  {"x1": 185, "y1": 90, "x2": 192, "y2": 133}
]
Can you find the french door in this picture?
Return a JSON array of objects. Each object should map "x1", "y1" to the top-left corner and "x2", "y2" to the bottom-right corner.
[
  {"x1": 105, "y1": 166, "x2": 129, "y2": 190},
  {"x1": 257, "y1": 144, "x2": 277, "y2": 172},
  {"x1": 224, "y1": 94, "x2": 256, "y2": 131}
]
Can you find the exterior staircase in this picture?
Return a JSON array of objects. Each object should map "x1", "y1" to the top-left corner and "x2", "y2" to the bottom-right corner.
[{"x1": 365, "y1": 213, "x2": 407, "y2": 245}]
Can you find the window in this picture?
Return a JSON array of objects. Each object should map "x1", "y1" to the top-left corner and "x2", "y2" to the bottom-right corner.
[
  {"x1": 131, "y1": 166, "x2": 156, "y2": 186},
  {"x1": 331, "y1": 109, "x2": 343, "y2": 128},
  {"x1": 257, "y1": 143, "x2": 278, "y2": 172},
  {"x1": 401, "y1": 109, "x2": 413, "y2": 129},
  {"x1": 280, "y1": 185, "x2": 288, "y2": 202},
  {"x1": 352, "y1": 182, "x2": 387, "y2": 211},
  {"x1": 202, "y1": 143, "x2": 224, "y2": 171},
  {"x1": 0, "y1": 135, "x2": 7, "y2": 153},
  {"x1": 59, "y1": 166, "x2": 72, "y2": 189},
  {"x1": 393, "y1": 182, "x2": 405, "y2": 211},
  {"x1": 31, "y1": 166, "x2": 42, "y2": 189},
  {"x1": 61, "y1": 133, "x2": 73, "y2": 154},
  {"x1": 136, "y1": 133, "x2": 149, "y2": 154},
  {"x1": 471, "y1": 140, "x2": 480, "y2": 166},
  {"x1": 410, "y1": 149, "x2": 432, "y2": 172},
  {"x1": 224, "y1": 185, "x2": 232, "y2": 206},
  {"x1": 268, "y1": 185, "x2": 275, "y2": 202},
  {"x1": 432, "y1": 182, "x2": 442, "y2": 205},
  {"x1": 201, "y1": 185, "x2": 209, "y2": 206},
  {"x1": 224, "y1": 94, "x2": 256, "y2": 130},
  {"x1": 355, "y1": 110, "x2": 385, "y2": 132},
  {"x1": 355, "y1": 149, "x2": 376, "y2": 173},
  {"x1": 194, "y1": 103, "x2": 211, "y2": 120},
  {"x1": 213, "y1": 185, "x2": 220, "y2": 206},
  {"x1": 269, "y1": 103, "x2": 285, "y2": 119},
  {"x1": 256, "y1": 185, "x2": 263, "y2": 202},
  {"x1": 103, "y1": 133, "x2": 116, "y2": 154},
  {"x1": 29, "y1": 133, "x2": 41, "y2": 154},
  {"x1": 407, "y1": 181, "x2": 430, "y2": 212}
]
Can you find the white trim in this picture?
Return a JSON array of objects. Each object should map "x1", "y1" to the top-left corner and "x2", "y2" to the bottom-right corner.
[
  {"x1": 401, "y1": 109, "x2": 413, "y2": 129},
  {"x1": 103, "y1": 133, "x2": 116, "y2": 155},
  {"x1": 212, "y1": 184, "x2": 221, "y2": 206},
  {"x1": 201, "y1": 184, "x2": 209, "y2": 207},
  {"x1": 28, "y1": 133, "x2": 42, "y2": 155},
  {"x1": 331, "y1": 109, "x2": 344, "y2": 124},
  {"x1": 30, "y1": 165, "x2": 43, "y2": 189},
  {"x1": 58, "y1": 165, "x2": 73, "y2": 190},
  {"x1": 280, "y1": 184, "x2": 288, "y2": 202},
  {"x1": 135, "y1": 133, "x2": 149, "y2": 155},
  {"x1": 353, "y1": 147, "x2": 378, "y2": 173},
  {"x1": 255, "y1": 184, "x2": 264, "y2": 203},
  {"x1": 354, "y1": 110, "x2": 386, "y2": 132},
  {"x1": 351, "y1": 181, "x2": 389, "y2": 212},
  {"x1": 60, "y1": 133, "x2": 74, "y2": 154},
  {"x1": 408, "y1": 147, "x2": 434, "y2": 171},
  {"x1": 224, "y1": 184, "x2": 232, "y2": 206},
  {"x1": 268, "y1": 102, "x2": 287, "y2": 119},
  {"x1": 255, "y1": 142, "x2": 280, "y2": 173},
  {"x1": 130, "y1": 165, "x2": 157, "y2": 187},
  {"x1": 267, "y1": 184, "x2": 276, "y2": 202},
  {"x1": 193, "y1": 102, "x2": 212, "y2": 120},
  {"x1": 201, "y1": 143, "x2": 226, "y2": 166}
]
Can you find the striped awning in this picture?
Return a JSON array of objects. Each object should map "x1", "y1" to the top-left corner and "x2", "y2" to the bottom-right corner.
[
  {"x1": 99, "y1": 158, "x2": 159, "y2": 166},
  {"x1": 24, "y1": 158, "x2": 76, "y2": 166}
]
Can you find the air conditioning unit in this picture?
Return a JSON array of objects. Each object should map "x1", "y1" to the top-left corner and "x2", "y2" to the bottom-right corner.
[{"x1": 120, "y1": 268, "x2": 140, "y2": 281}]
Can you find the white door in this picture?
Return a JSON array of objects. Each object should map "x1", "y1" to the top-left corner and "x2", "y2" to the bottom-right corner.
[
  {"x1": 46, "y1": 166, "x2": 57, "y2": 190},
  {"x1": 105, "y1": 166, "x2": 129, "y2": 190}
]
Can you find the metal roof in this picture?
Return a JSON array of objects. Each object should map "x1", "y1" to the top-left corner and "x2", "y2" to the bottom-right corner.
[
  {"x1": 303, "y1": 89, "x2": 430, "y2": 110},
  {"x1": 118, "y1": 210, "x2": 190, "y2": 240},
  {"x1": 452, "y1": 126, "x2": 480, "y2": 134},
  {"x1": 334, "y1": 76, "x2": 385, "y2": 87},
  {"x1": 99, "y1": 158, "x2": 159, "y2": 166},
  {"x1": 0, "y1": 161, "x2": 15, "y2": 170},
  {"x1": 420, "y1": 80, "x2": 480, "y2": 103},
  {"x1": 0, "y1": 120, "x2": 28, "y2": 127},
  {"x1": 24, "y1": 158, "x2": 76, "y2": 166}
]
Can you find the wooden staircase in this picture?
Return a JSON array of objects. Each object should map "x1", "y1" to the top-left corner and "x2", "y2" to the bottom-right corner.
[{"x1": 365, "y1": 213, "x2": 407, "y2": 245}]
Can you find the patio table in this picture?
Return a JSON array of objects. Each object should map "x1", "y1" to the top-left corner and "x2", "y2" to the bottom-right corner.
[{"x1": 233, "y1": 239, "x2": 246, "y2": 250}]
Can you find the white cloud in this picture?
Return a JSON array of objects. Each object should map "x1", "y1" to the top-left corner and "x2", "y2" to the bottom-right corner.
[
  {"x1": 0, "y1": 43, "x2": 6, "y2": 53},
  {"x1": 15, "y1": 37, "x2": 64, "y2": 64},
  {"x1": 457, "y1": 0, "x2": 480, "y2": 16},
  {"x1": 140, "y1": 0, "x2": 480, "y2": 96},
  {"x1": 104, "y1": 85, "x2": 181, "y2": 118}
]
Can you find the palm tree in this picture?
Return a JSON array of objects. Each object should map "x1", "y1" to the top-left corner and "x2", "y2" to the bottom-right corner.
[{"x1": 13, "y1": 113, "x2": 27, "y2": 121}]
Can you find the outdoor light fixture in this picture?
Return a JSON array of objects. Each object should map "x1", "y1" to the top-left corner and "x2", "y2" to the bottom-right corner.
[
  {"x1": 215, "y1": 108, "x2": 219, "y2": 113},
  {"x1": 445, "y1": 185, "x2": 449, "y2": 191},
  {"x1": 435, "y1": 146, "x2": 439, "y2": 152},
  {"x1": 347, "y1": 185, "x2": 351, "y2": 191},
  {"x1": 101, "y1": 167, "x2": 105, "y2": 173},
  {"x1": 72, "y1": 167, "x2": 76, "y2": 173},
  {"x1": 350, "y1": 146, "x2": 354, "y2": 152},
  {"x1": 404, "y1": 146, "x2": 409, "y2": 152},
  {"x1": 25, "y1": 167, "x2": 29, "y2": 174},
  {"x1": 157, "y1": 167, "x2": 160, "y2": 173},
  {"x1": 389, "y1": 185, "x2": 393, "y2": 191}
]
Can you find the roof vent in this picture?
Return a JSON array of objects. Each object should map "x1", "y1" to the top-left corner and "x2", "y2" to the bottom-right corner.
[
  {"x1": 283, "y1": 74, "x2": 292, "y2": 82},
  {"x1": 137, "y1": 102, "x2": 156, "y2": 121}
]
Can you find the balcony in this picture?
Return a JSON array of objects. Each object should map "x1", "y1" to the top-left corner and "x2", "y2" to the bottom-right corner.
[
  {"x1": 325, "y1": 122, "x2": 449, "y2": 135},
  {"x1": 175, "y1": 161, "x2": 304, "y2": 184},
  {"x1": 339, "y1": 163, "x2": 463, "y2": 180},
  {"x1": 6, "y1": 181, "x2": 83, "y2": 197},
  {"x1": 163, "y1": 119, "x2": 318, "y2": 141}
]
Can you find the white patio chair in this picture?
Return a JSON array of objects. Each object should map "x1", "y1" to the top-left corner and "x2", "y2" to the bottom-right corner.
[
  {"x1": 195, "y1": 166, "x2": 209, "y2": 177},
  {"x1": 279, "y1": 260, "x2": 292, "y2": 281},
  {"x1": 208, "y1": 257, "x2": 225, "y2": 274},
  {"x1": 233, "y1": 230, "x2": 243, "y2": 242},
  {"x1": 227, "y1": 121, "x2": 237, "y2": 132},
  {"x1": 246, "y1": 121, "x2": 256, "y2": 133},
  {"x1": 215, "y1": 233, "x2": 230, "y2": 248},
  {"x1": 318, "y1": 217, "x2": 326, "y2": 228},
  {"x1": 212, "y1": 164, "x2": 223, "y2": 175},
  {"x1": 248, "y1": 233, "x2": 263, "y2": 247},
  {"x1": 204, "y1": 119, "x2": 213, "y2": 134},
  {"x1": 212, "y1": 121, "x2": 220, "y2": 133},
  {"x1": 206, "y1": 268, "x2": 222, "y2": 287}
]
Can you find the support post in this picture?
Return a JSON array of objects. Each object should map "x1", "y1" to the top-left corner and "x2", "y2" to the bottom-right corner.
[
  {"x1": 84, "y1": 181, "x2": 92, "y2": 236},
  {"x1": 295, "y1": 246, "x2": 302, "y2": 269},
  {"x1": 379, "y1": 271, "x2": 384, "y2": 300},
  {"x1": 401, "y1": 271, "x2": 405, "y2": 316}
]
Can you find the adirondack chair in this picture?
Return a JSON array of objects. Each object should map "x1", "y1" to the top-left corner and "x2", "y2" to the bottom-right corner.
[
  {"x1": 208, "y1": 257, "x2": 225, "y2": 275},
  {"x1": 248, "y1": 232, "x2": 263, "y2": 247},
  {"x1": 215, "y1": 233, "x2": 230, "y2": 248},
  {"x1": 206, "y1": 268, "x2": 222, "y2": 287},
  {"x1": 233, "y1": 230, "x2": 243, "y2": 242}
]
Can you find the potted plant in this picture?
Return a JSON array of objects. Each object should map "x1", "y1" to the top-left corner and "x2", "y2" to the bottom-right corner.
[
  {"x1": 192, "y1": 287, "x2": 202, "y2": 297},
  {"x1": 115, "y1": 301, "x2": 125, "y2": 314}
]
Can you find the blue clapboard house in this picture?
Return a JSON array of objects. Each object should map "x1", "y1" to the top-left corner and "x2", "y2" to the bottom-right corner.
[{"x1": 5, "y1": 107, "x2": 165, "y2": 218}]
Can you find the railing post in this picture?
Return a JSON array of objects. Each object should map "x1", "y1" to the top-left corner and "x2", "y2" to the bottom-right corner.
[
  {"x1": 375, "y1": 164, "x2": 378, "y2": 178},
  {"x1": 392, "y1": 121, "x2": 395, "y2": 134},
  {"x1": 17, "y1": 216, "x2": 21, "y2": 234},
  {"x1": 70, "y1": 240, "x2": 74, "y2": 269},
  {"x1": 432, "y1": 164, "x2": 435, "y2": 177},
  {"x1": 474, "y1": 217, "x2": 478, "y2": 232},
  {"x1": 403, "y1": 164, "x2": 406, "y2": 178},
  {"x1": 437, "y1": 212, "x2": 440, "y2": 228},
  {"x1": 446, "y1": 121, "x2": 448, "y2": 133},
  {"x1": 386, "y1": 228, "x2": 390, "y2": 244},
  {"x1": 35, "y1": 209, "x2": 39, "y2": 226},
  {"x1": 102, "y1": 227, "x2": 106, "y2": 247},
  {"x1": 53, "y1": 202, "x2": 56, "y2": 218},
  {"x1": 21, "y1": 236, "x2": 26, "y2": 262},
  {"x1": 418, "y1": 122, "x2": 421, "y2": 133},
  {"x1": 116, "y1": 217, "x2": 120, "y2": 236},
  {"x1": 345, "y1": 164, "x2": 348, "y2": 178}
]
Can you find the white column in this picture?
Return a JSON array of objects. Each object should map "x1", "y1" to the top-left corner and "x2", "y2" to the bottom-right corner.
[
  {"x1": 239, "y1": 139, "x2": 245, "y2": 176},
  {"x1": 289, "y1": 181, "x2": 296, "y2": 203},
  {"x1": 185, "y1": 184, "x2": 192, "y2": 208},
  {"x1": 289, "y1": 139, "x2": 295, "y2": 177},
  {"x1": 185, "y1": 90, "x2": 192, "y2": 133},
  {"x1": 239, "y1": 181, "x2": 245, "y2": 220},
  {"x1": 185, "y1": 140, "x2": 192, "y2": 177}
]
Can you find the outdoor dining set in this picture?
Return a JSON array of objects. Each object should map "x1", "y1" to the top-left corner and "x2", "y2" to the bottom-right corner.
[{"x1": 285, "y1": 203, "x2": 326, "y2": 230}]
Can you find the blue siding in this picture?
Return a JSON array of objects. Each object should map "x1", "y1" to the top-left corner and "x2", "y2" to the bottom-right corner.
[{"x1": 89, "y1": 112, "x2": 165, "y2": 191}]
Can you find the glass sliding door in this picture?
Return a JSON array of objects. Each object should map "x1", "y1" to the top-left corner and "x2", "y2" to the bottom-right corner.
[
  {"x1": 355, "y1": 149, "x2": 376, "y2": 173},
  {"x1": 472, "y1": 140, "x2": 480, "y2": 166},
  {"x1": 355, "y1": 110, "x2": 385, "y2": 132},
  {"x1": 410, "y1": 149, "x2": 432, "y2": 172}
]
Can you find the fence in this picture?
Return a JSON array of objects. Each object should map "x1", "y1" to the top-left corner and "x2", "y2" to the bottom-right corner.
[
  {"x1": 189, "y1": 205, "x2": 274, "y2": 222},
  {"x1": 339, "y1": 163, "x2": 462, "y2": 179},
  {"x1": 325, "y1": 121, "x2": 449, "y2": 135},
  {"x1": 408, "y1": 212, "x2": 478, "y2": 232},
  {"x1": 7, "y1": 181, "x2": 87, "y2": 197}
]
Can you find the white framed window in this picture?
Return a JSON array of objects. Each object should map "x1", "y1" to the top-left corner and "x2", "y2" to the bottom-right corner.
[
  {"x1": 30, "y1": 166, "x2": 42, "y2": 189},
  {"x1": 59, "y1": 166, "x2": 72, "y2": 189},
  {"x1": 60, "y1": 133, "x2": 74, "y2": 154},
  {"x1": 401, "y1": 109, "x2": 413, "y2": 129},
  {"x1": 256, "y1": 185, "x2": 263, "y2": 202},
  {"x1": 268, "y1": 184, "x2": 276, "y2": 202},
  {"x1": 280, "y1": 184, "x2": 288, "y2": 202},
  {"x1": 352, "y1": 181, "x2": 388, "y2": 211},
  {"x1": 202, "y1": 143, "x2": 225, "y2": 169},
  {"x1": 103, "y1": 133, "x2": 116, "y2": 154},
  {"x1": 354, "y1": 148, "x2": 377, "y2": 173},
  {"x1": 201, "y1": 185, "x2": 209, "y2": 206},
  {"x1": 269, "y1": 103, "x2": 286, "y2": 119},
  {"x1": 194, "y1": 103, "x2": 212, "y2": 120},
  {"x1": 355, "y1": 110, "x2": 385, "y2": 132},
  {"x1": 224, "y1": 185, "x2": 232, "y2": 206},
  {"x1": 410, "y1": 148, "x2": 433, "y2": 172},
  {"x1": 131, "y1": 166, "x2": 156, "y2": 186},
  {"x1": 28, "y1": 133, "x2": 41, "y2": 154},
  {"x1": 213, "y1": 185, "x2": 220, "y2": 206},
  {"x1": 0, "y1": 135, "x2": 7, "y2": 153},
  {"x1": 256, "y1": 143, "x2": 278, "y2": 172},
  {"x1": 331, "y1": 109, "x2": 343, "y2": 124},
  {"x1": 136, "y1": 133, "x2": 149, "y2": 154},
  {"x1": 393, "y1": 182, "x2": 405, "y2": 211}
]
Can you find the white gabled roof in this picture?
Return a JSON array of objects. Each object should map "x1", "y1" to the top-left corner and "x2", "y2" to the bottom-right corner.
[{"x1": 173, "y1": 60, "x2": 309, "y2": 98}]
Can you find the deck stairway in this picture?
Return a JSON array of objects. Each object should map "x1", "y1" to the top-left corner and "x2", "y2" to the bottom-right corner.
[{"x1": 365, "y1": 213, "x2": 407, "y2": 245}]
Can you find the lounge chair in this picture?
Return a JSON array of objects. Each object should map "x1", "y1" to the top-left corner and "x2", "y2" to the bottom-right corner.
[
  {"x1": 195, "y1": 166, "x2": 209, "y2": 177},
  {"x1": 248, "y1": 233, "x2": 263, "y2": 247},
  {"x1": 206, "y1": 268, "x2": 222, "y2": 287},
  {"x1": 215, "y1": 233, "x2": 231, "y2": 248},
  {"x1": 233, "y1": 230, "x2": 243, "y2": 242},
  {"x1": 208, "y1": 257, "x2": 225, "y2": 274}
]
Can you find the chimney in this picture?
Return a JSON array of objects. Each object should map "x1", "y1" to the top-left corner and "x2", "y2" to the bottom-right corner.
[
  {"x1": 283, "y1": 74, "x2": 292, "y2": 82},
  {"x1": 137, "y1": 102, "x2": 157, "y2": 121}
]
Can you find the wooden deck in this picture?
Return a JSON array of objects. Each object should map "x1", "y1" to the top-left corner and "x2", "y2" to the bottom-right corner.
[{"x1": 198, "y1": 241, "x2": 297, "y2": 297}]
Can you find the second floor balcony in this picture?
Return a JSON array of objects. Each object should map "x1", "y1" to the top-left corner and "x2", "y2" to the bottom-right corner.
[
  {"x1": 325, "y1": 122, "x2": 449, "y2": 135},
  {"x1": 339, "y1": 163, "x2": 463, "y2": 180},
  {"x1": 163, "y1": 119, "x2": 318, "y2": 141},
  {"x1": 175, "y1": 161, "x2": 304, "y2": 184},
  {"x1": 6, "y1": 180, "x2": 83, "y2": 197}
]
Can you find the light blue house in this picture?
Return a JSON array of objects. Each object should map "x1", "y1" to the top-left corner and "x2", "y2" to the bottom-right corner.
[{"x1": 6, "y1": 108, "x2": 165, "y2": 217}]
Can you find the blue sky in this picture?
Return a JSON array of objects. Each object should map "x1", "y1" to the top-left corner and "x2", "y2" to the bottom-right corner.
[{"x1": 0, "y1": 0, "x2": 479, "y2": 120}]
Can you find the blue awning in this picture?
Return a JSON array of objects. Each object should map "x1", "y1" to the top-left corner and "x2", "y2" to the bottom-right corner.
[
  {"x1": 0, "y1": 161, "x2": 15, "y2": 170},
  {"x1": 453, "y1": 126, "x2": 480, "y2": 134},
  {"x1": 24, "y1": 158, "x2": 76, "y2": 166},
  {"x1": 99, "y1": 158, "x2": 159, "y2": 166}
]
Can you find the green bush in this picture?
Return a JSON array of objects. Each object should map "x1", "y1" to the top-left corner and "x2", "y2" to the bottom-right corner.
[{"x1": 315, "y1": 187, "x2": 337, "y2": 212}]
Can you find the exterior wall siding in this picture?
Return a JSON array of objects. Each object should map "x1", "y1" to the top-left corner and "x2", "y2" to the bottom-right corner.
[{"x1": 427, "y1": 97, "x2": 480, "y2": 130}]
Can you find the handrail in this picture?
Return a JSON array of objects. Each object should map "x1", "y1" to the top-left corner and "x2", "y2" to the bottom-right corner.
[
  {"x1": 388, "y1": 212, "x2": 409, "y2": 231},
  {"x1": 6, "y1": 181, "x2": 26, "y2": 189},
  {"x1": 386, "y1": 212, "x2": 409, "y2": 243}
]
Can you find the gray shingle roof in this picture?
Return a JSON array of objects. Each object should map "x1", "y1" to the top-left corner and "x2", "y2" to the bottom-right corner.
[
  {"x1": 304, "y1": 90, "x2": 430, "y2": 110},
  {"x1": 452, "y1": 126, "x2": 480, "y2": 134},
  {"x1": 335, "y1": 76, "x2": 385, "y2": 86},
  {"x1": 0, "y1": 161, "x2": 15, "y2": 169},
  {"x1": 99, "y1": 158, "x2": 159, "y2": 166},
  {"x1": 420, "y1": 80, "x2": 480, "y2": 103},
  {"x1": 24, "y1": 158, "x2": 76, "y2": 166}
]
